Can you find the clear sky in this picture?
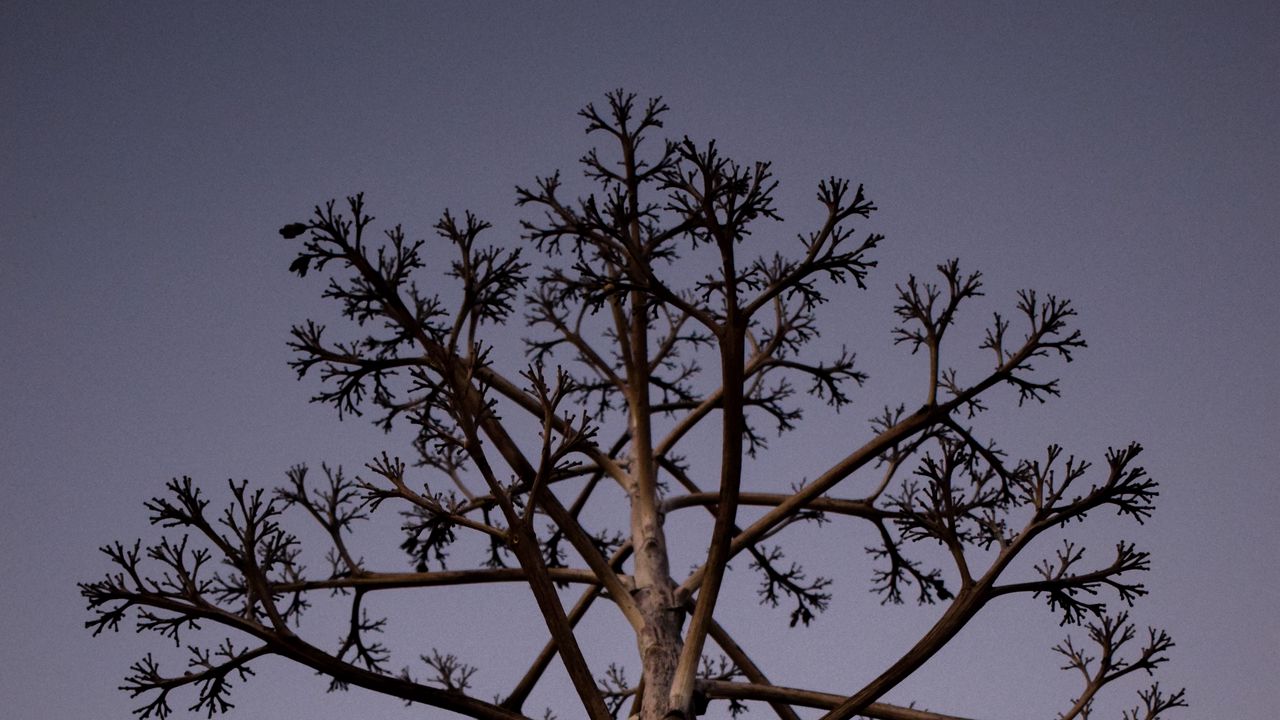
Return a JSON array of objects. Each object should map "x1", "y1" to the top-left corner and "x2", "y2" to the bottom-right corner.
[{"x1": 2, "y1": 2, "x2": 1276, "y2": 718}]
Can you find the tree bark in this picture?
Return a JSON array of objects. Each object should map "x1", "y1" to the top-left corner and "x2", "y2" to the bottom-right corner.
[{"x1": 626, "y1": 296, "x2": 686, "y2": 719}]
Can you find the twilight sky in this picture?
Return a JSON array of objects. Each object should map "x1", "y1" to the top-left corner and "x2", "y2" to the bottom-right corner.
[{"x1": 2, "y1": 2, "x2": 1277, "y2": 718}]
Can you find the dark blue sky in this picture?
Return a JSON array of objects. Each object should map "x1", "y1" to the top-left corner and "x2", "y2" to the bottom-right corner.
[{"x1": 3, "y1": 2, "x2": 1276, "y2": 717}]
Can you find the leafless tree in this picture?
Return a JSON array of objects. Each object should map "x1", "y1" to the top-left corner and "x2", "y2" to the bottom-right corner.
[{"x1": 82, "y1": 92, "x2": 1184, "y2": 720}]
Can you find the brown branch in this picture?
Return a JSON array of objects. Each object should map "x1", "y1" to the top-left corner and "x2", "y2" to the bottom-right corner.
[
  {"x1": 458, "y1": 403, "x2": 612, "y2": 720},
  {"x1": 818, "y1": 499, "x2": 1052, "y2": 720},
  {"x1": 701, "y1": 680, "x2": 978, "y2": 720},
  {"x1": 681, "y1": 322, "x2": 1065, "y2": 596},
  {"x1": 268, "y1": 567, "x2": 605, "y2": 594},
  {"x1": 668, "y1": 241, "x2": 748, "y2": 714},
  {"x1": 663, "y1": 492, "x2": 886, "y2": 521},
  {"x1": 706, "y1": 620, "x2": 801, "y2": 720},
  {"x1": 93, "y1": 589, "x2": 530, "y2": 720},
  {"x1": 502, "y1": 543, "x2": 634, "y2": 711}
]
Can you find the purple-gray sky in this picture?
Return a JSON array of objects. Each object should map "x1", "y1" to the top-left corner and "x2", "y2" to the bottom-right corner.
[{"x1": 3, "y1": 2, "x2": 1276, "y2": 718}]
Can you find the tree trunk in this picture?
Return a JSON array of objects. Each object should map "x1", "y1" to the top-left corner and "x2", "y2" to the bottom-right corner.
[
  {"x1": 625, "y1": 282, "x2": 687, "y2": 719},
  {"x1": 631, "y1": 530, "x2": 684, "y2": 719}
]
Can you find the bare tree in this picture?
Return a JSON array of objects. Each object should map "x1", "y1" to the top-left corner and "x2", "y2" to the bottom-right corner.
[{"x1": 81, "y1": 92, "x2": 1184, "y2": 720}]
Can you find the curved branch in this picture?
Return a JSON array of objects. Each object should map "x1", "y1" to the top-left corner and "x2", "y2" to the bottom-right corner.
[{"x1": 88, "y1": 589, "x2": 530, "y2": 720}]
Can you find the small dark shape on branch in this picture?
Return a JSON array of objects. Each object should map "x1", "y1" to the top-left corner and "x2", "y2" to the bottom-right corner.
[{"x1": 279, "y1": 222, "x2": 309, "y2": 239}]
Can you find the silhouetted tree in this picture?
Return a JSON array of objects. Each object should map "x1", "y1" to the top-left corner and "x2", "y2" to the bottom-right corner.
[{"x1": 82, "y1": 92, "x2": 1184, "y2": 720}]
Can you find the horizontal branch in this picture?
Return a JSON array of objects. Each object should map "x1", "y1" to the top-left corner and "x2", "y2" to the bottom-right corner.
[
  {"x1": 269, "y1": 567, "x2": 609, "y2": 594},
  {"x1": 663, "y1": 492, "x2": 886, "y2": 521},
  {"x1": 700, "y1": 680, "x2": 978, "y2": 720}
]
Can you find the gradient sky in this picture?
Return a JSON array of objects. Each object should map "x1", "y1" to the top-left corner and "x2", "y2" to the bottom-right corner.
[{"x1": 3, "y1": 2, "x2": 1277, "y2": 718}]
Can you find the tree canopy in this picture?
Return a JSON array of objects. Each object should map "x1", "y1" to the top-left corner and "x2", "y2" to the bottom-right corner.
[{"x1": 82, "y1": 91, "x2": 1183, "y2": 720}]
